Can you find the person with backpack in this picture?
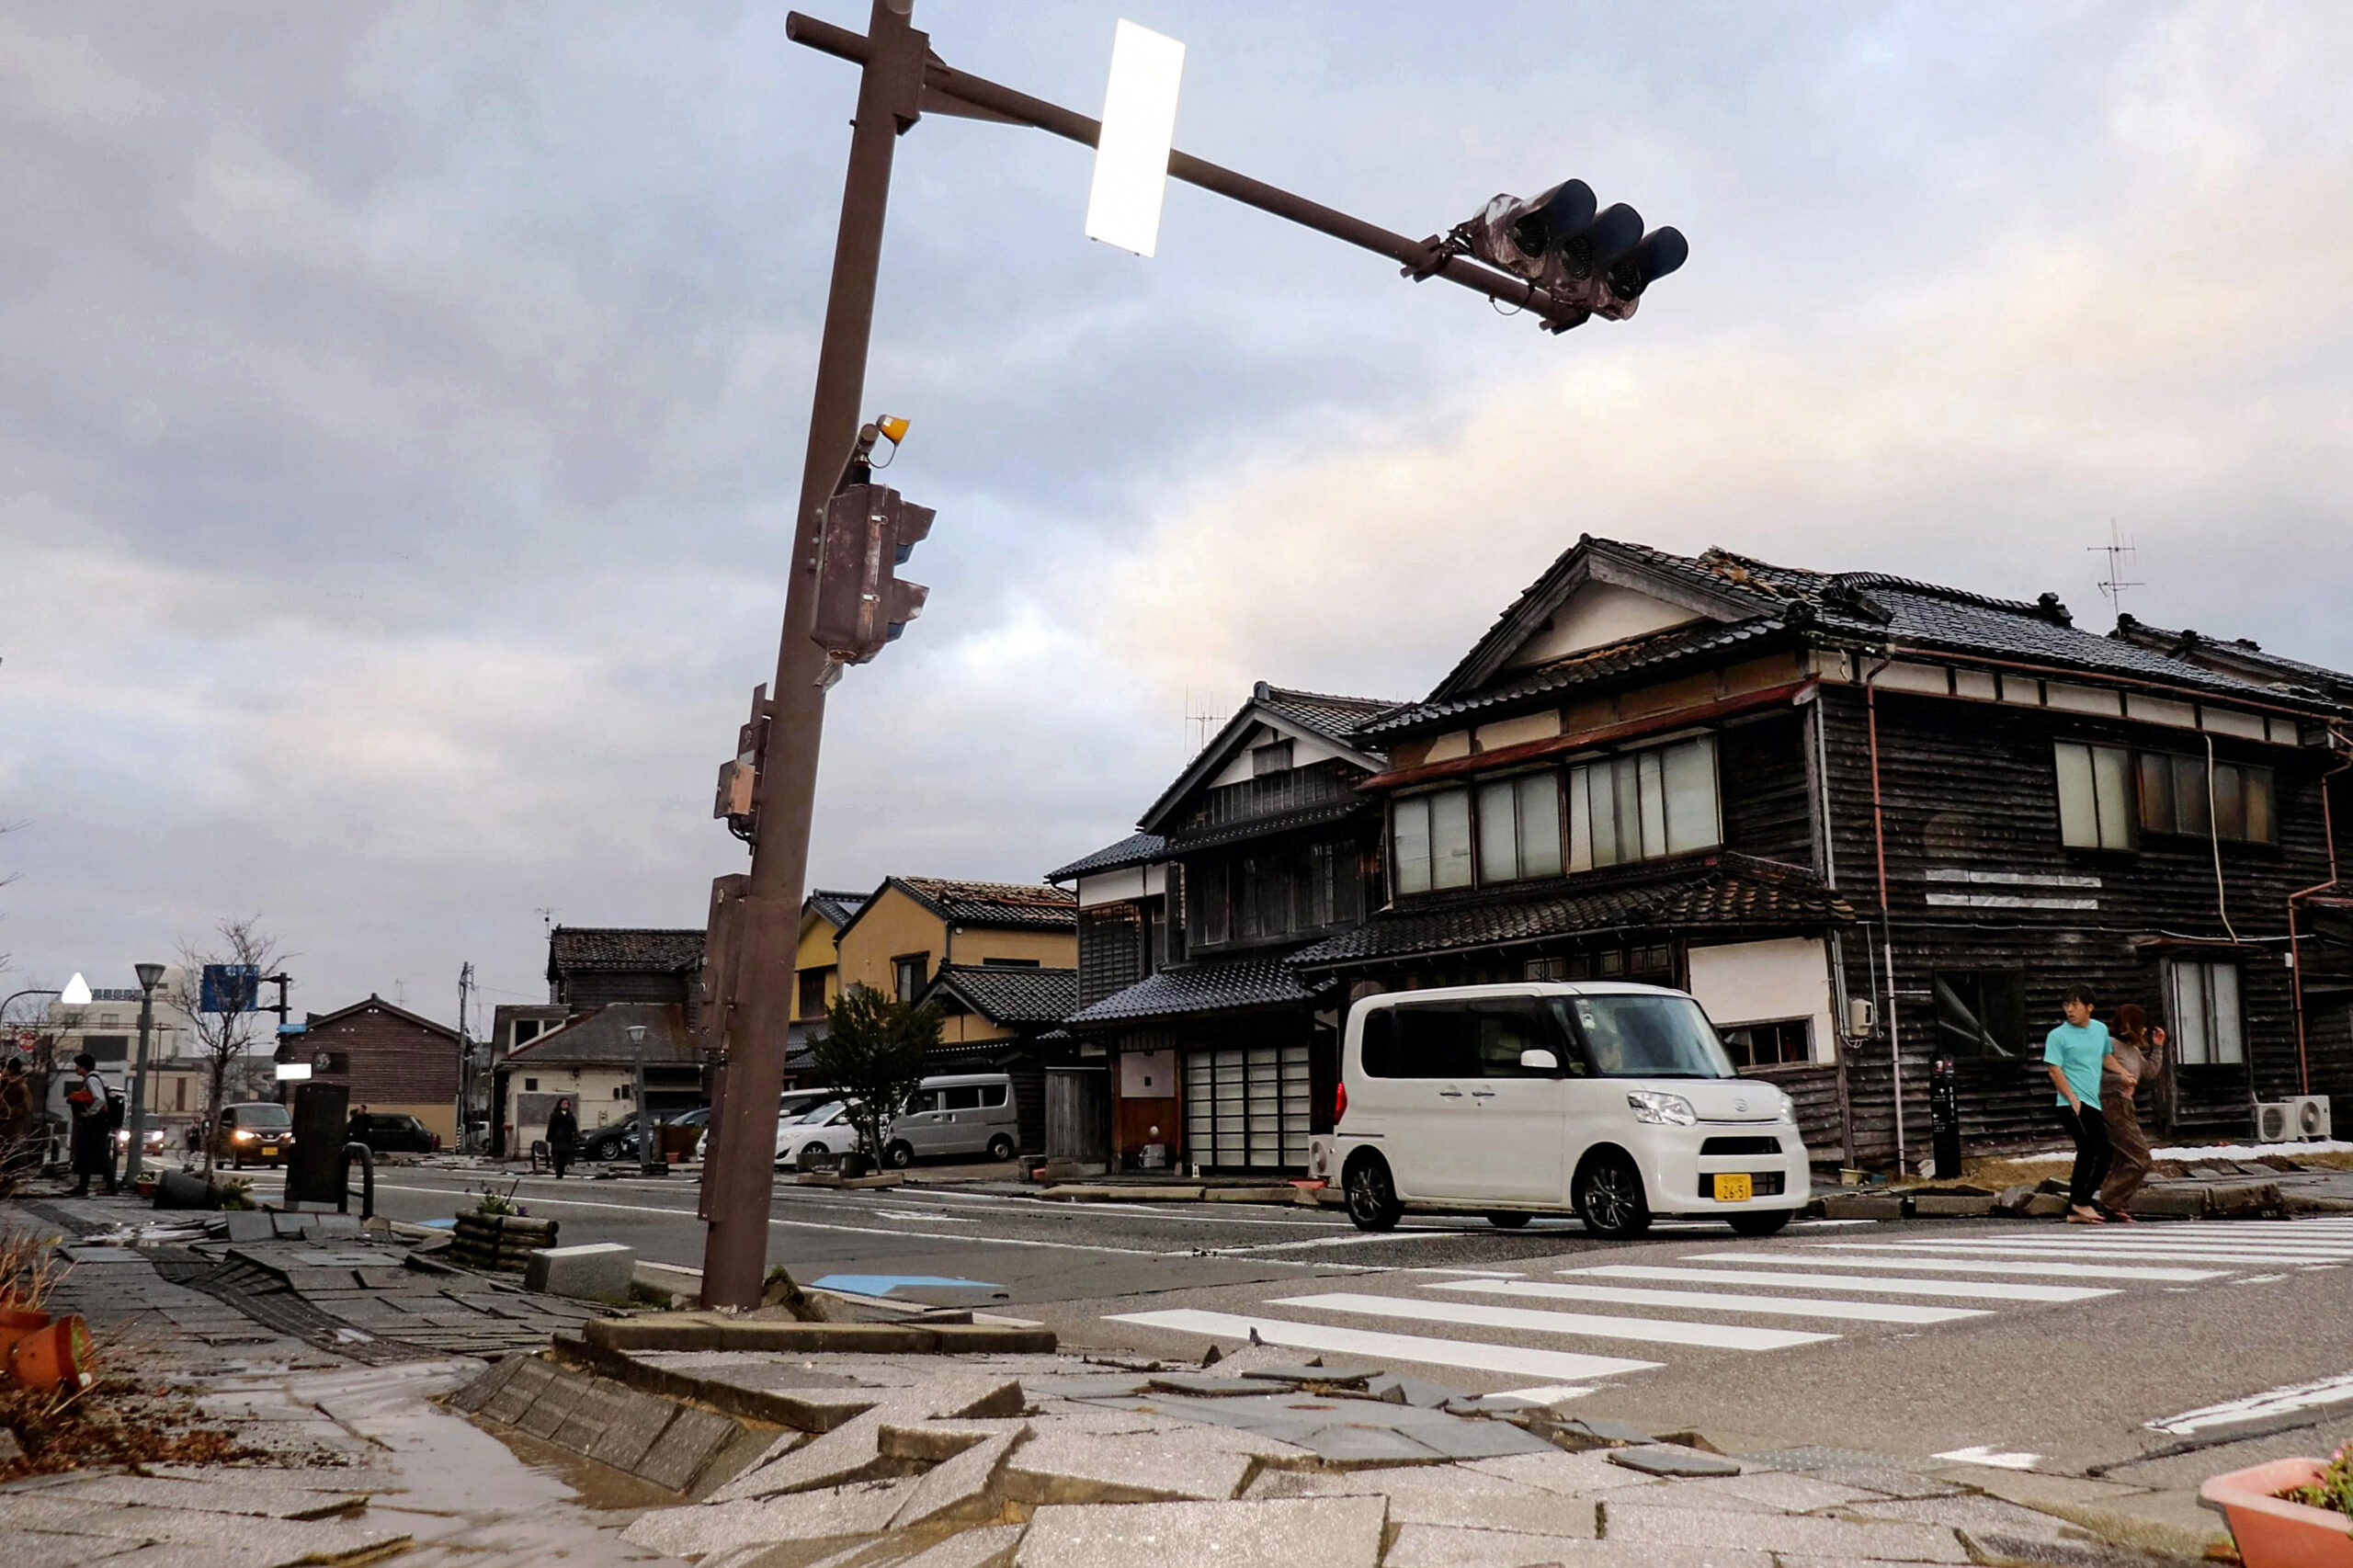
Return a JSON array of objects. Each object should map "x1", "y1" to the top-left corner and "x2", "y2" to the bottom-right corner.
[{"x1": 65, "y1": 1051, "x2": 119, "y2": 1197}]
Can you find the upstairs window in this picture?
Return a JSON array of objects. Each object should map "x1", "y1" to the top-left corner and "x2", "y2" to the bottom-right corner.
[
  {"x1": 2138, "y1": 752, "x2": 2275, "y2": 844},
  {"x1": 797, "y1": 970, "x2": 828, "y2": 1019},
  {"x1": 1569, "y1": 735, "x2": 1721, "y2": 870},
  {"x1": 1477, "y1": 774, "x2": 1564, "y2": 884},
  {"x1": 2169, "y1": 960, "x2": 2245, "y2": 1065},
  {"x1": 2053, "y1": 741, "x2": 2134, "y2": 849},
  {"x1": 1252, "y1": 740, "x2": 1294, "y2": 778},
  {"x1": 892, "y1": 954, "x2": 928, "y2": 1002},
  {"x1": 1392, "y1": 790, "x2": 1473, "y2": 895}
]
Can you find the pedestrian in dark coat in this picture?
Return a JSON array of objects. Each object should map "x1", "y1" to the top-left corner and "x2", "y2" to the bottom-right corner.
[
  {"x1": 546, "y1": 1098, "x2": 578, "y2": 1179},
  {"x1": 65, "y1": 1052, "x2": 119, "y2": 1197},
  {"x1": 2097, "y1": 1003, "x2": 2165, "y2": 1218}
]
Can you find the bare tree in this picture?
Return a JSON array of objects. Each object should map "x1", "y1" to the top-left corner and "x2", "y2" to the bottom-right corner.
[{"x1": 167, "y1": 917, "x2": 284, "y2": 1179}]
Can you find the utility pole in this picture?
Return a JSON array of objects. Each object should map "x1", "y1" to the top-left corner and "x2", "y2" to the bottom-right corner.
[
  {"x1": 456, "y1": 961, "x2": 474, "y2": 1154},
  {"x1": 699, "y1": 0, "x2": 1694, "y2": 1309}
]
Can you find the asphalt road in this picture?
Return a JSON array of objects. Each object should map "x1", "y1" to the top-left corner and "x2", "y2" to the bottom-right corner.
[{"x1": 236, "y1": 1161, "x2": 2353, "y2": 1480}]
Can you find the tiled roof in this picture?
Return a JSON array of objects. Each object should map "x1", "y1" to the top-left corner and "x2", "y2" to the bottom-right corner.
[
  {"x1": 806, "y1": 889, "x2": 870, "y2": 928},
  {"x1": 547, "y1": 927, "x2": 704, "y2": 974},
  {"x1": 1372, "y1": 536, "x2": 2341, "y2": 737},
  {"x1": 1065, "y1": 955, "x2": 1332, "y2": 1027},
  {"x1": 893, "y1": 877, "x2": 1076, "y2": 929},
  {"x1": 922, "y1": 963, "x2": 1080, "y2": 1026},
  {"x1": 1252, "y1": 683, "x2": 1409, "y2": 746},
  {"x1": 304, "y1": 994, "x2": 460, "y2": 1040},
  {"x1": 1287, "y1": 854, "x2": 1856, "y2": 971},
  {"x1": 504, "y1": 1003, "x2": 696, "y2": 1065},
  {"x1": 1161, "y1": 799, "x2": 1369, "y2": 855},
  {"x1": 1358, "y1": 619, "x2": 1788, "y2": 736},
  {"x1": 1138, "y1": 681, "x2": 1403, "y2": 834},
  {"x1": 1046, "y1": 832, "x2": 1167, "y2": 883},
  {"x1": 2111, "y1": 616, "x2": 2353, "y2": 701}
]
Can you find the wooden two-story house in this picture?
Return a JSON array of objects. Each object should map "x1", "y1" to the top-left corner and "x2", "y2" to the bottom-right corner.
[
  {"x1": 1052, "y1": 683, "x2": 1399, "y2": 1173},
  {"x1": 1289, "y1": 537, "x2": 2349, "y2": 1171}
]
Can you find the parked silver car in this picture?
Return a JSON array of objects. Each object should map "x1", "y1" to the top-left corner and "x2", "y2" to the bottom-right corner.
[{"x1": 880, "y1": 1074, "x2": 1019, "y2": 1167}]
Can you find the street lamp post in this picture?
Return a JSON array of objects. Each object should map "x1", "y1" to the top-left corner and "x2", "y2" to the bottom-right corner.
[
  {"x1": 627, "y1": 1024, "x2": 664, "y2": 1177},
  {"x1": 124, "y1": 962, "x2": 167, "y2": 1183},
  {"x1": 696, "y1": 0, "x2": 1693, "y2": 1307}
]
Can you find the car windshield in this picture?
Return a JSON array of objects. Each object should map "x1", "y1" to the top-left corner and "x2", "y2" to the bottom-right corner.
[
  {"x1": 1549, "y1": 995, "x2": 1737, "y2": 1079},
  {"x1": 233, "y1": 1105, "x2": 293, "y2": 1129},
  {"x1": 794, "y1": 1100, "x2": 847, "y2": 1125}
]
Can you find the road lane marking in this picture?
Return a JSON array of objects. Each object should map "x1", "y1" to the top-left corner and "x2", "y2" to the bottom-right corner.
[
  {"x1": 1937, "y1": 1445, "x2": 2044, "y2": 1471},
  {"x1": 1818, "y1": 1240, "x2": 2353, "y2": 1266},
  {"x1": 1192, "y1": 1231, "x2": 1466, "y2": 1255},
  {"x1": 1567, "y1": 1264, "x2": 2113, "y2": 1303},
  {"x1": 2149, "y1": 1370, "x2": 2353, "y2": 1434},
  {"x1": 1683, "y1": 1250, "x2": 2227, "y2": 1282},
  {"x1": 1271, "y1": 1292, "x2": 1836, "y2": 1351},
  {"x1": 1105, "y1": 1309, "x2": 1662, "y2": 1382},
  {"x1": 1434, "y1": 1278, "x2": 1988, "y2": 1324},
  {"x1": 1405, "y1": 1267, "x2": 1529, "y2": 1278}
]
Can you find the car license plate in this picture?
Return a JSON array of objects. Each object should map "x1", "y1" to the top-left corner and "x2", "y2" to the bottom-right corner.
[
  {"x1": 1711, "y1": 1173, "x2": 1753, "y2": 1203},
  {"x1": 260, "y1": 1142, "x2": 280, "y2": 1156}
]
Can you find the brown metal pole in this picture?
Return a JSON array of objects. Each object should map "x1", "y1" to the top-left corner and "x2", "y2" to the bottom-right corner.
[
  {"x1": 784, "y1": 10, "x2": 1589, "y2": 330},
  {"x1": 699, "y1": 0, "x2": 926, "y2": 1310}
]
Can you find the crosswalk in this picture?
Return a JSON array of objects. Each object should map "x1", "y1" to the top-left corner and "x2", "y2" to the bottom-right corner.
[{"x1": 1107, "y1": 1218, "x2": 2353, "y2": 1395}]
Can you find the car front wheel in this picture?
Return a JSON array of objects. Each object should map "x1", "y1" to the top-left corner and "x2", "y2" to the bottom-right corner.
[
  {"x1": 882, "y1": 1141, "x2": 915, "y2": 1169},
  {"x1": 985, "y1": 1134, "x2": 1016, "y2": 1163},
  {"x1": 1574, "y1": 1150, "x2": 1654, "y2": 1240},
  {"x1": 1344, "y1": 1153, "x2": 1402, "y2": 1233}
]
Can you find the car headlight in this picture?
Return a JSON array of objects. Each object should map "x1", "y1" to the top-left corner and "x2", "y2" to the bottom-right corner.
[
  {"x1": 233, "y1": 1131, "x2": 256, "y2": 1142},
  {"x1": 1626, "y1": 1091, "x2": 1698, "y2": 1126},
  {"x1": 1774, "y1": 1096, "x2": 1797, "y2": 1124}
]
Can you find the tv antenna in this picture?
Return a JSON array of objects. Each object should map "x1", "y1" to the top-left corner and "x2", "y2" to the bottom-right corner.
[
  {"x1": 1184, "y1": 687, "x2": 1225, "y2": 754},
  {"x1": 535, "y1": 907, "x2": 559, "y2": 937},
  {"x1": 2089, "y1": 520, "x2": 2143, "y2": 619}
]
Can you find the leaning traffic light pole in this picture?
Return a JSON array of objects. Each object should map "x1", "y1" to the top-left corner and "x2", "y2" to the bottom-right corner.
[{"x1": 696, "y1": 0, "x2": 1691, "y2": 1308}]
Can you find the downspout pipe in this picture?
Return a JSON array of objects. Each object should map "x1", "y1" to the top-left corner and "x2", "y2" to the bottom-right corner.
[
  {"x1": 1863, "y1": 653, "x2": 1906, "y2": 1174},
  {"x1": 2287, "y1": 728, "x2": 2351, "y2": 1096}
]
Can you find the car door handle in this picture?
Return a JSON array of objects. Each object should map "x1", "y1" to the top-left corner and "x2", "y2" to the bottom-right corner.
[
  {"x1": 1437, "y1": 1089, "x2": 1464, "y2": 1098},
  {"x1": 1470, "y1": 1089, "x2": 1496, "y2": 1098}
]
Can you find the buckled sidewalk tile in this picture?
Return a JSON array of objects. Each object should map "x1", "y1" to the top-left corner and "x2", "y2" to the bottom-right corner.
[
  {"x1": 1386, "y1": 1523, "x2": 1774, "y2": 1568},
  {"x1": 890, "y1": 1426, "x2": 1027, "y2": 1529},
  {"x1": 1465, "y1": 1449, "x2": 1664, "y2": 1497},
  {"x1": 624, "y1": 1480, "x2": 913, "y2": 1557},
  {"x1": 1013, "y1": 1495, "x2": 1386, "y2": 1568},
  {"x1": 1598, "y1": 1506, "x2": 1972, "y2": 1562}
]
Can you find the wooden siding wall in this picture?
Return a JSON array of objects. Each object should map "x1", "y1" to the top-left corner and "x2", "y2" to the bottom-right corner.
[
  {"x1": 306, "y1": 1005, "x2": 460, "y2": 1107},
  {"x1": 564, "y1": 970, "x2": 698, "y2": 1036},
  {"x1": 1817, "y1": 685, "x2": 2341, "y2": 1156},
  {"x1": 1719, "y1": 712, "x2": 1816, "y2": 867},
  {"x1": 1740, "y1": 1062, "x2": 1845, "y2": 1162},
  {"x1": 1078, "y1": 905, "x2": 1145, "y2": 1008}
]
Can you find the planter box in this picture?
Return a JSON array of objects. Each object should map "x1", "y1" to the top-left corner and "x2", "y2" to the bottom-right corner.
[
  {"x1": 2202, "y1": 1458, "x2": 2353, "y2": 1568},
  {"x1": 451, "y1": 1212, "x2": 560, "y2": 1272}
]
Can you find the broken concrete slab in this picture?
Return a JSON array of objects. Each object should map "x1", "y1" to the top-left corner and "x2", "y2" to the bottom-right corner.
[
  {"x1": 1001, "y1": 1426, "x2": 1287, "y2": 1505},
  {"x1": 897, "y1": 1524, "x2": 1025, "y2": 1568},
  {"x1": 879, "y1": 1418, "x2": 1029, "y2": 1463},
  {"x1": 890, "y1": 1426, "x2": 1026, "y2": 1529},
  {"x1": 585, "y1": 1312, "x2": 1055, "y2": 1355},
  {"x1": 2125, "y1": 1185, "x2": 2208, "y2": 1218},
  {"x1": 1552, "y1": 1416, "x2": 1656, "y2": 1449},
  {"x1": 223, "y1": 1211, "x2": 276, "y2": 1243},
  {"x1": 1014, "y1": 1495, "x2": 1385, "y2": 1568},
  {"x1": 1599, "y1": 1505, "x2": 1971, "y2": 1561},
  {"x1": 2206, "y1": 1179, "x2": 2282, "y2": 1217},
  {"x1": 1146, "y1": 1373, "x2": 1272, "y2": 1397},
  {"x1": 1911, "y1": 1193, "x2": 1997, "y2": 1217},
  {"x1": 1608, "y1": 1444, "x2": 1743, "y2": 1478},
  {"x1": 1040, "y1": 1184, "x2": 1204, "y2": 1202},
  {"x1": 525, "y1": 1242, "x2": 636, "y2": 1301},
  {"x1": 624, "y1": 1480, "x2": 915, "y2": 1558},
  {"x1": 1818, "y1": 1193, "x2": 1903, "y2": 1220},
  {"x1": 636, "y1": 1404, "x2": 745, "y2": 1493},
  {"x1": 1239, "y1": 1363, "x2": 1377, "y2": 1388},
  {"x1": 1465, "y1": 1449, "x2": 1662, "y2": 1497},
  {"x1": 1386, "y1": 1523, "x2": 1771, "y2": 1567}
]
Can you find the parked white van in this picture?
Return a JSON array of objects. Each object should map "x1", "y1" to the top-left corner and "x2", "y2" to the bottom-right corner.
[
  {"x1": 881, "y1": 1073, "x2": 1019, "y2": 1167},
  {"x1": 1313, "y1": 983, "x2": 1809, "y2": 1238}
]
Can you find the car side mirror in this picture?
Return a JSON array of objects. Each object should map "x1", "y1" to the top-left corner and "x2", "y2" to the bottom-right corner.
[{"x1": 1518, "y1": 1048, "x2": 1560, "y2": 1073}]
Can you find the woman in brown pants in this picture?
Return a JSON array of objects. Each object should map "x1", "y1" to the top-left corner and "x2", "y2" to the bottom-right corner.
[{"x1": 2098, "y1": 1004, "x2": 2165, "y2": 1219}]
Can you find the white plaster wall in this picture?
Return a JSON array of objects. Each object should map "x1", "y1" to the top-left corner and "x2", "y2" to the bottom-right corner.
[
  {"x1": 1206, "y1": 721, "x2": 1357, "y2": 787},
  {"x1": 1120, "y1": 1049, "x2": 1176, "y2": 1097},
  {"x1": 1506, "y1": 581, "x2": 1701, "y2": 668},
  {"x1": 1685, "y1": 937, "x2": 1835, "y2": 1063}
]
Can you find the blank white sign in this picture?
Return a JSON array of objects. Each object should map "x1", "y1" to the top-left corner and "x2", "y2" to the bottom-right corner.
[{"x1": 1085, "y1": 19, "x2": 1185, "y2": 256}]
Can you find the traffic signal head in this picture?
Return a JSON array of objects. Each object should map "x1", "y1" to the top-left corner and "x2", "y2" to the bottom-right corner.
[
  {"x1": 1454, "y1": 182, "x2": 1686, "y2": 327},
  {"x1": 1506, "y1": 179, "x2": 1597, "y2": 260},
  {"x1": 1606, "y1": 226, "x2": 1688, "y2": 300},
  {"x1": 811, "y1": 483, "x2": 933, "y2": 666}
]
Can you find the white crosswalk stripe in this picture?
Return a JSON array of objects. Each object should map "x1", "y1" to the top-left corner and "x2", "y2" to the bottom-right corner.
[
  {"x1": 1268, "y1": 1291, "x2": 1836, "y2": 1350},
  {"x1": 1563, "y1": 1263, "x2": 2113, "y2": 1302},
  {"x1": 1103, "y1": 1308, "x2": 1661, "y2": 1382},
  {"x1": 1677, "y1": 1249, "x2": 2224, "y2": 1282},
  {"x1": 1430, "y1": 1276, "x2": 1989, "y2": 1324},
  {"x1": 1102, "y1": 1219, "x2": 2339, "y2": 1392}
]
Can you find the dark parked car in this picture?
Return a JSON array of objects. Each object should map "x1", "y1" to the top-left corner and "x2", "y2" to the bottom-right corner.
[
  {"x1": 579, "y1": 1106, "x2": 709, "y2": 1162},
  {"x1": 347, "y1": 1112, "x2": 440, "y2": 1154}
]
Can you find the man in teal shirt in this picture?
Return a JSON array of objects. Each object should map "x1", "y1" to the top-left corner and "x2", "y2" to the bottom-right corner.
[{"x1": 2044, "y1": 985, "x2": 2114, "y2": 1223}]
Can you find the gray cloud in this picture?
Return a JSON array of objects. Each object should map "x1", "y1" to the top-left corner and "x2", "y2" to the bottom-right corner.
[{"x1": 3, "y1": 1, "x2": 2347, "y2": 1019}]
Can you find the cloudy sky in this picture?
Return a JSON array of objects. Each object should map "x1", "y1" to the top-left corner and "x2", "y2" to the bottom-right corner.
[{"x1": 3, "y1": 1, "x2": 2347, "y2": 1025}]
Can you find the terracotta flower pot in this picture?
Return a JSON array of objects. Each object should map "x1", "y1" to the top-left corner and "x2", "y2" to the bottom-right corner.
[
  {"x1": 2202, "y1": 1458, "x2": 2353, "y2": 1568},
  {"x1": 6, "y1": 1313, "x2": 94, "y2": 1393},
  {"x1": 0, "y1": 1306, "x2": 53, "y2": 1363}
]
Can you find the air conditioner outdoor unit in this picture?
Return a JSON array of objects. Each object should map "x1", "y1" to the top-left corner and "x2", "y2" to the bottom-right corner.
[{"x1": 2254, "y1": 1096, "x2": 2333, "y2": 1143}]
